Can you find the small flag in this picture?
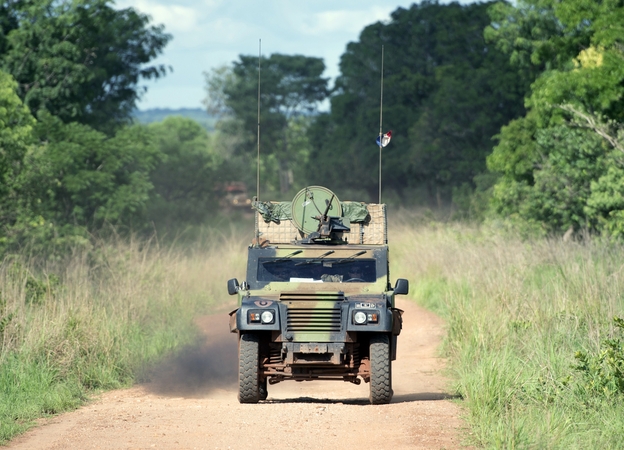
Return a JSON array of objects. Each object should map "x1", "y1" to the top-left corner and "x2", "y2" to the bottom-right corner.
[{"x1": 376, "y1": 130, "x2": 392, "y2": 147}]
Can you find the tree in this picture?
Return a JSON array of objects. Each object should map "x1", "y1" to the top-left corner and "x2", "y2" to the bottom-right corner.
[
  {"x1": 486, "y1": 0, "x2": 624, "y2": 236},
  {"x1": 146, "y1": 117, "x2": 223, "y2": 227},
  {"x1": 489, "y1": 125, "x2": 607, "y2": 234},
  {"x1": 307, "y1": 0, "x2": 527, "y2": 204},
  {"x1": 0, "y1": 0, "x2": 170, "y2": 133},
  {"x1": 204, "y1": 54, "x2": 329, "y2": 195},
  {"x1": 0, "y1": 69, "x2": 35, "y2": 244},
  {"x1": 16, "y1": 113, "x2": 161, "y2": 234},
  {"x1": 484, "y1": 0, "x2": 589, "y2": 78}
]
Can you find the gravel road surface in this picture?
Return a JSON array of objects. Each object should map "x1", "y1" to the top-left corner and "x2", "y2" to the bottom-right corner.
[{"x1": 9, "y1": 299, "x2": 465, "y2": 449}]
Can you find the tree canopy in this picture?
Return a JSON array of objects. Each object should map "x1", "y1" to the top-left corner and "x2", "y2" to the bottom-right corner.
[
  {"x1": 0, "y1": 69, "x2": 35, "y2": 242},
  {"x1": 0, "y1": 0, "x2": 173, "y2": 253},
  {"x1": 306, "y1": 0, "x2": 527, "y2": 203},
  {"x1": 486, "y1": 0, "x2": 624, "y2": 237},
  {"x1": 204, "y1": 54, "x2": 329, "y2": 194},
  {"x1": 146, "y1": 117, "x2": 223, "y2": 228},
  {"x1": 0, "y1": 0, "x2": 170, "y2": 132},
  {"x1": 4, "y1": 0, "x2": 624, "y2": 251}
]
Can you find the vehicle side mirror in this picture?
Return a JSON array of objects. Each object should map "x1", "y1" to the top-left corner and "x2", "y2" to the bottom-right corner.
[
  {"x1": 394, "y1": 278, "x2": 409, "y2": 295},
  {"x1": 227, "y1": 278, "x2": 240, "y2": 295}
]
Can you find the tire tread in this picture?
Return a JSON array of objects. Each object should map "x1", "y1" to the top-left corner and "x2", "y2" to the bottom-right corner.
[
  {"x1": 369, "y1": 334, "x2": 392, "y2": 405},
  {"x1": 238, "y1": 333, "x2": 260, "y2": 403}
]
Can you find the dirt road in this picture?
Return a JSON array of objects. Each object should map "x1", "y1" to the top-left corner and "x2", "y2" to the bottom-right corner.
[{"x1": 9, "y1": 299, "x2": 465, "y2": 449}]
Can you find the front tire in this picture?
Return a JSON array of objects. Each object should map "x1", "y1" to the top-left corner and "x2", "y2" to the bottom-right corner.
[
  {"x1": 238, "y1": 333, "x2": 260, "y2": 403},
  {"x1": 369, "y1": 334, "x2": 392, "y2": 404},
  {"x1": 259, "y1": 378, "x2": 268, "y2": 401}
]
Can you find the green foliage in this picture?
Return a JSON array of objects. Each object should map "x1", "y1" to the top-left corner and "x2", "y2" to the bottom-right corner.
[
  {"x1": 204, "y1": 55, "x2": 328, "y2": 194},
  {"x1": 7, "y1": 262, "x2": 61, "y2": 305},
  {"x1": 133, "y1": 108, "x2": 217, "y2": 131},
  {"x1": 528, "y1": 48, "x2": 624, "y2": 126},
  {"x1": 0, "y1": 0, "x2": 179, "y2": 254},
  {"x1": 203, "y1": 65, "x2": 238, "y2": 118},
  {"x1": 0, "y1": 356, "x2": 86, "y2": 443},
  {"x1": 485, "y1": 0, "x2": 589, "y2": 75},
  {"x1": 0, "y1": 0, "x2": 170, "y2": 132},
  {"x1": 146, "y1": 116, "x2": 223, "y2": 227},
  {"x1": 0, "y1": 312, "x2": 14, "y2": 335},
  {"x1": 308, "y1": 1, "x2": 526, "y2": 203},
  {"x1": 487, "y1": 112, "x2": 539, "y2": 184},
  {"x1": 486, "y1": 0, "x2": 624, "y2": 238},
  {"x1": 585, "y1": 164, "x2": 624, "y2": 238},
  {"x1": 489, "y1": 125, "x2": 608, "y2": 234},
  {"x1": 31, "y1": 113, "x2": 160, "y2": 224},
  {"x1": 574, "y1": 316, "x2": 624, "y2": 399},
  {"x1": 2, "y1": 113, "x2": 161, "y2": 253},
  {"x1": 0, "y1": 70, "x2": 35, "y2": 237}
]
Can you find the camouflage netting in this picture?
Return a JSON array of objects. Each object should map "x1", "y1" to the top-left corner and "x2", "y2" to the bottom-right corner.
[
  {"x1": 341, "y1": 202, "x2": 370, "y2": 223},
  {"x1": 253, "y1": 201, "x2": 369, "y2": 224},
  {"x1": 252, "y1": 201, "x2": 292, "y2": 223}
]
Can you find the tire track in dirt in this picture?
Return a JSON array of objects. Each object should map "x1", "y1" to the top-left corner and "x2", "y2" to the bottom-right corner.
[{"x1": 8, "y1": 299, "x2": 466, "y2": 449}]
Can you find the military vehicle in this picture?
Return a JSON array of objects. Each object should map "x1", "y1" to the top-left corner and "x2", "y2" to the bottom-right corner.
[
  {"x1": 219, "y1": 181, "x2": 252, "y2": 210},
  {"x1": 227, "y1": 186, "x2": 408, "y2": 404}
]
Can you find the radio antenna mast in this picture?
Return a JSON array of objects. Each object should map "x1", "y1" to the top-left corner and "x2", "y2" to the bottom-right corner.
[
  {"x1": 255, "y1": 39, "x2": 262, "y2": 246},
  {"x1": 378, "y1": 45, "x2": 384, "y2": 204},
  {"x1": 256, "y1": 39, "x2": 261, "y2": 205}
]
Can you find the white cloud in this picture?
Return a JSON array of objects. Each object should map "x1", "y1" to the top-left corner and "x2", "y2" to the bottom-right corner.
[
  {"x1": 117, "y1": 0, "x2": 200, "y2": 32},
  {"x1": 123, "y1": 0, "x2": 480, "y2": 109},
  {"x1": 302, "y1": 7, "x2": 390, "y2": 35}
]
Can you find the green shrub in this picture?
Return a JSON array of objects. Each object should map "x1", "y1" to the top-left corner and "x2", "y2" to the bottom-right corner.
[{"x1": 574, "y1": 316, "x2": 624, "y2": 399}]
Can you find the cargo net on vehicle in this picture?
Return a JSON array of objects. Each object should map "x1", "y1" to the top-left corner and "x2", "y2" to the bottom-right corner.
[{"x1": 254, "y1": 202, "x2": 387, "y2": 245}]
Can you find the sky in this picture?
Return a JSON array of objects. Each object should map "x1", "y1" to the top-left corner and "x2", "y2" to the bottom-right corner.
[{"x1": 115, "y1": 0, "x2": 474, "y2": 110}]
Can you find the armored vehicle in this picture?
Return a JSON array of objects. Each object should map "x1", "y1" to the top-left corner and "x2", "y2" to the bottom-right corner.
[{"x1": 227, "y1": 186, "x2": 408, "y2": 404}]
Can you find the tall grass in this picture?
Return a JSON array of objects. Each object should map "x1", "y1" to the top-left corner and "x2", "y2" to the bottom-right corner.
[
  {"x1": 4, "y1": 211, "x2": 624, "y2": 448},
  {"x1": 389, "y1": 212, "x2": 624, "y2": 449},
  {"x1": 0, "y1": 225, "x2": 248, "y2": 443}
]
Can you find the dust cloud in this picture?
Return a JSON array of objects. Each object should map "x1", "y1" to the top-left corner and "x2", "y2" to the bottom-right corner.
[{"x1": 145, "y1": 313, "x2": 238, "y2": 397}]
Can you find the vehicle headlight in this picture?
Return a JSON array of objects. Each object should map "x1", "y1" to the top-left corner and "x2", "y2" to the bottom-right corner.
[
  {"x1": 261, "y1": 310, "x2": 274, "y2": 324},
  {"x1": 354, "y1": 311, "x2": 367, "y2": 325}
]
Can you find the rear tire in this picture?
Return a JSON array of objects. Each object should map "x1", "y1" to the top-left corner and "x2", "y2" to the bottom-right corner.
[
  {"x1": 238, "y1": 333, "x2": 260, "y2": 403},
  {"x1": 369, "y1": 334, "x2": 392, "y2": 405}
]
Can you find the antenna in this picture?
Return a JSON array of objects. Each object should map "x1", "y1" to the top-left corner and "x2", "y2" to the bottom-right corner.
[
  {"x1": 255, "y1": 39, "x2": 262, "y2": 246},
  {"x1": 378, "y1": 45, "x2": 384, "y2": 204},
  {"x1": 256, "y1": 39, "x2": 261, "y2": 205}
]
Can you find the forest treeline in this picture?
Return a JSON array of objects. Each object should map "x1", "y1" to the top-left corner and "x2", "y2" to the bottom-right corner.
[
  {"x1": 2, "y1": 0, "x2": 624, "y2": 255},
  {"x1": 0, "y1": 0, "x2": 233, "y2": 254}
]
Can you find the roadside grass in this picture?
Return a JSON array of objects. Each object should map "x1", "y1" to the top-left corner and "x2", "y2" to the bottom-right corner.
[
  {"x1": 389, "y1": 213, "x2": 624, "y2": 449},
  {"x1": 4, "y1": 209, "x2": 624, "y2": 448},
  {"x1": 0, "y1": 226, "x2": 248, "y2": 444}
]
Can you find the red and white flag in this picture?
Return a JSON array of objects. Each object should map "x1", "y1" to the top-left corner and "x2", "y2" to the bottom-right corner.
[{"x1": 376, "y1": 130, "x2": 392, "y2": 147}]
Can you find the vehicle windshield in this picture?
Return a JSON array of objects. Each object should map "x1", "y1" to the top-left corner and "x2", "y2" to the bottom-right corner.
[{"x1": 257, "y1": 258, "x2": 377, "y2": 283}]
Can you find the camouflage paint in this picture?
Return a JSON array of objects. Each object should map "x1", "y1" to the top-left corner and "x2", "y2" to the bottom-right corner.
[{"x1": 231, "y1": 244, "x2": 399, "y2": 362}]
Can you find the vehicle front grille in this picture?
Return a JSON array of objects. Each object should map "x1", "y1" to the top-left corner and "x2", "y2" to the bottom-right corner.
[
  {"x1": 281, "y1": 292, "x2": 343, "y2": 333},
  {"x1": 286, "y1": 308, "x2": 342, "y2": 333}
]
